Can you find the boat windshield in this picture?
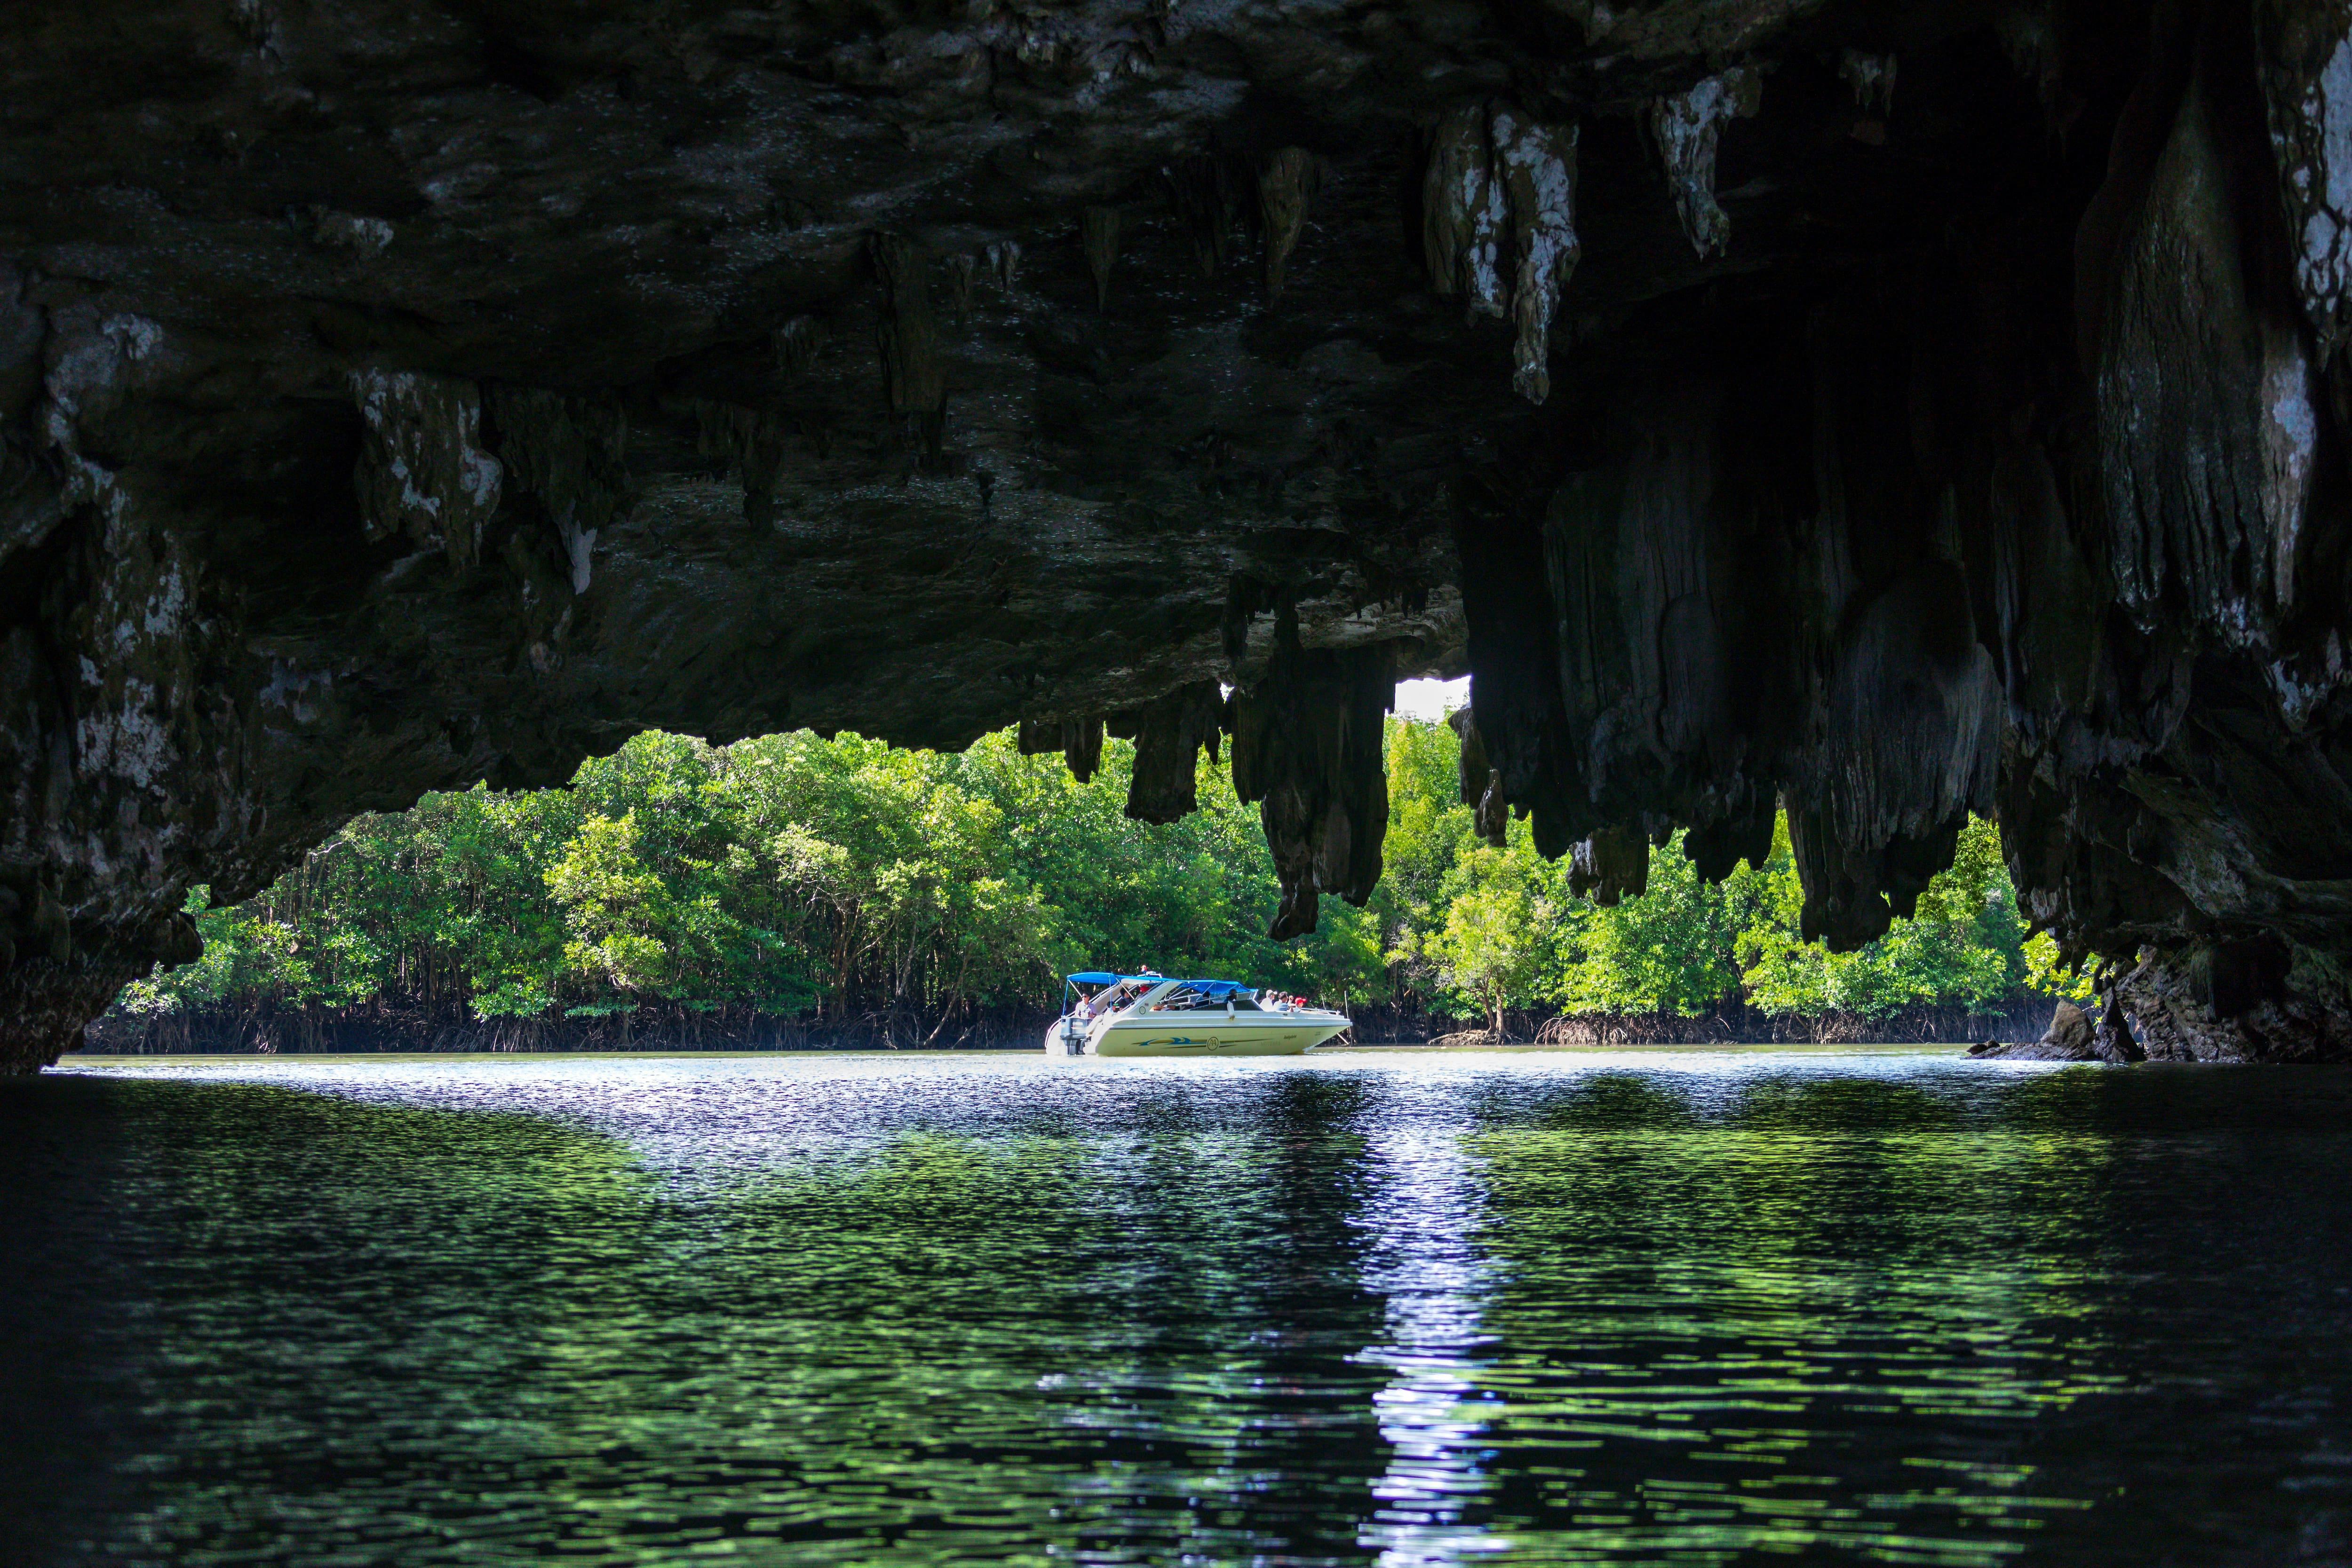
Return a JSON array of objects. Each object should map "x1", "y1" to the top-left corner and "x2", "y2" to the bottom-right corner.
[
  {"x1": 1073, "y1": 973, "x2": 1278, "y2": 1017},
  {"x1": 1141, "y1": 980, "x2": 1254, "y2": 1012},
  {"x1": 1077, "y1": 974, "x2": 1159, "y2": 1016}
]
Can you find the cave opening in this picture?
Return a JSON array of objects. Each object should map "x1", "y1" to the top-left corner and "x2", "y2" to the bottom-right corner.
[{"x1": 4, "y1": 0, "x2": 2352, "y2": 1068}]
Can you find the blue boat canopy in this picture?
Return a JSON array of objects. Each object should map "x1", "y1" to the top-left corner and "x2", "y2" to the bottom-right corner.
[{"x1": 1066, "y1": 973, "x2": 1248, "y2": 996}]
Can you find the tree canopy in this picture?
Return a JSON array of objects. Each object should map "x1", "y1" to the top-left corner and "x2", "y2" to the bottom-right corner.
[{"x1": 114, "y1": 716, "x2": 2090, "y2": 1040}]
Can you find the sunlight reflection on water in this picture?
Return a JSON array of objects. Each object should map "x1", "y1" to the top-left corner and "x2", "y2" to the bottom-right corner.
[{"x1": 5, "y1": 1050, "x2": 2351, "y2": 1567}]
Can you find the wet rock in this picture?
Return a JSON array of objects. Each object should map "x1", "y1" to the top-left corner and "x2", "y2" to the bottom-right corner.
[
  {"x1": 1979, "y1": 1001, "x2": 2106, "y2": 1061},
  {"x1": 2050, "y1": 1001, "x2": 2098, "y2": 1056},
  {"x1": 2109, "y1": 942, "x2": 2352, "y2": 1061}
]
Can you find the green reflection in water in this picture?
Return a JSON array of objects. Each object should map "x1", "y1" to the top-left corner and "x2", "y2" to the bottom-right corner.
[
  {"x1": 24, "y1": 1074, "x2": 1398, "y2": 1564},
  {"x1": 8, "y1": 1057, "x2": 2352, "y2": 1568},
  {"x1": 1443, "y1": 1072, "x2": 2124, "y2": 1565}
]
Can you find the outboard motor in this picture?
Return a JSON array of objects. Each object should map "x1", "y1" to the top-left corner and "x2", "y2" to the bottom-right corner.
[{"x1": 1050, "y1": 1015, "x2": 1087, "y2": 1055}]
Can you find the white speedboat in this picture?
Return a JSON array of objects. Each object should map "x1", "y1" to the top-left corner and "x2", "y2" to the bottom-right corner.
[{"x1": 1043, "y1": 972, "x2": 1350, "y2": 1057}]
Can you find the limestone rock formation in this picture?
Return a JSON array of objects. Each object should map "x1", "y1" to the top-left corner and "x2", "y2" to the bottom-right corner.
[
  {"x1": 1979, "y1": 998, "x2": 2144, "y2": 1062},
  {"x1": 1422, "y1": 101, "x2": 1583, "y2": 403},
  {"x1": 7, "y1": 0, "x2": 2352, "y2": 1068}
]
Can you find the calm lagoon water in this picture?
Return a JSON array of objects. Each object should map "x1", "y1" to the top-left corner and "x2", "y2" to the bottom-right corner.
[{"x1": 5, "y1": 1049, "x2": 2352, "y2": 1566}]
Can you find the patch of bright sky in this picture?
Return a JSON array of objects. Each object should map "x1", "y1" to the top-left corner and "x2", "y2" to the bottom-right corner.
[{"x1": 1394, "y1": 676, "x2": 1470, "y2": 722}]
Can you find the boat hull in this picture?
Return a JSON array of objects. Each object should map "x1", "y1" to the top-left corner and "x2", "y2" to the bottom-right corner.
[{"x1": 1089, "y1": 1015, "x2": 1348, "y2": 1056}]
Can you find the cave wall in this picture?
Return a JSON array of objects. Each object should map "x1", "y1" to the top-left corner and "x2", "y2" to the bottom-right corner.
[{"x1": 5, "y1": 0, "x2": 2352, "y2": 1067}]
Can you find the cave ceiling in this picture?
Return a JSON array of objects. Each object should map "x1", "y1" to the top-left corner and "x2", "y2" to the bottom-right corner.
[{"x1": 6, "y1": 0, "x2": 2352, "y2": 1066}]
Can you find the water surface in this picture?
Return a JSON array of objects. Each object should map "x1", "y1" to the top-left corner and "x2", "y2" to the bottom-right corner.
[{"x1": 5, "y1": 1050, "x2": 2351, "y2": 1566}]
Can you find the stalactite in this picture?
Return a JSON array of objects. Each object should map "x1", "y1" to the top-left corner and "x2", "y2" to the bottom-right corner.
[
  {"x1": 1648, "y1": 68, "x2": 1760, "y2": 259},
  {"x1": 1449, "y1": 706, "x2": 1508, "y2": 848},
  {"x1": 1498, "y1": 112, "x2": 1579, "y2": 404},
  {"x1": 984, "y1": 240, "x2": 1022, "y2": 292},
  {"x1": 1567, "y1": 825, "x2": 1649, "y2": 906},
  {"x1": 1063, "y1": 718, "x2": 1104, "y2": 784},
  {"x1": 1120, "y1": 681, "x2": 1226, "y2": 823},
  {"x1": 482, "y1": 385, "x2": 631, "y2": 594},
  {"x1": 1018, "y1": 717, "x2": 1106, "y2": 784},
  {"x1": 1681, "y1": 795, "x2": 1776, "y2": 883},
  {"x1": 1421, "y1": 101, "x2": 1581, "y2": 403},
  {"x1": 2253, "y1": 0, "x2": 2352, "y2": 360},
  {"x1": 946, "y1": 254, "x2": 977, "y2": 325},
  {"x1": 1993, "y1": 1, "x2": 2061, "y2": 118},
  {"x1": 1229, "y1": 635, "x2": 1392, "y2": 940},
  {"x1": 1839, "y1": 50, "x2": 1897, "y2": 113},
  {"x1": 1424, "y1": 103, "x2": 1510, "y2": 318},
  {"x1": 691, "y1": 401, "x2": 794, "y2": 526},
  {"x1": 774, "y1": 315, "x2": 826, "y2": 372},
  {"x1": 484, "y1": 387, "x2": 630, "y2": 537},
  {"x1": 871, "y1": 233, "x2": 946, "y2": 459},
  {"x1": 1164, "y1": 154, "x2": 1234, "y2": 278},
  {"x1": 1083, "y1": 205, "x2": 1121, "y2": 311},
  {"x1": 1256, "y1": 147, "x2": 1317, "y2": 297}
]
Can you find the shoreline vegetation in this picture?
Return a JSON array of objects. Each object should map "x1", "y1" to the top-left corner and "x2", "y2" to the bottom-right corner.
[{"x1": 85, "y1": 719, "x2": 2085, "y2": 1056}]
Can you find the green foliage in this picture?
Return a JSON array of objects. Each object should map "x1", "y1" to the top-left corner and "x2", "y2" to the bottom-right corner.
[
  {"x1": 1734, "y1": 815, "x2": 2033, "y2": 1020},
  {"x1": 1371, "y1": 713, "x2": 2079, "y2": 1026},
  {"x1": 119, "y1": 726, "x2": 1365, "y2": 1029},
  {"x1": 116, "y1": 715, "x2": 2087, "y2": 1034}
]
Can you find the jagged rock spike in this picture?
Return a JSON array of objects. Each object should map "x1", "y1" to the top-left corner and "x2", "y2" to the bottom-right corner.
[
  {"x1": 1257, "y1": 147, "x2": 1317, "y2": 297},
  {"x1": 1648, "y1": 68, "x2": 1761, "y2": 259},
  {"x1": 1567, "y1": 825, "x2": 1649, "y2": 906},
  {"x1": 871, "y1": 233, "x2": 947, "y2": 463},
  {"x1": 775, "y1": 315, "x2": 826, "y2": 372},
  {"x1": 1082, "y1": 206, "x2": 1120, "y2": 312},
  {"x1": 1839, "y1": 49, "x2": 1897, "y2": 114},
  {"x1": 984, "y1": 239, "x2": 1022, "y2": 293},
  {"x1": 1164, "y1": 155, "x2": 1232, "y2": 278},
  {"x1": 1230, "y1": 642, "x2": 1391, "y2": 940},
  {"x1": 1124, "y1": 680, "x2": 1224, "y2": 822},
  {"x1": 1423, "y1": 101, "x2": 1580, "y2": 403},
  {"x1": 947, "y1": 254, "x2": 977, "y2": 326},
  {"x1": 690, "y1": 400, "x2": 793, "y2": 527}
]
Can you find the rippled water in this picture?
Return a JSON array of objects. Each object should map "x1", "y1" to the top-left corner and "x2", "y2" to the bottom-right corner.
[{"x1": 6, "y1": 1050, "x2": 2352, "y2": 1567}]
